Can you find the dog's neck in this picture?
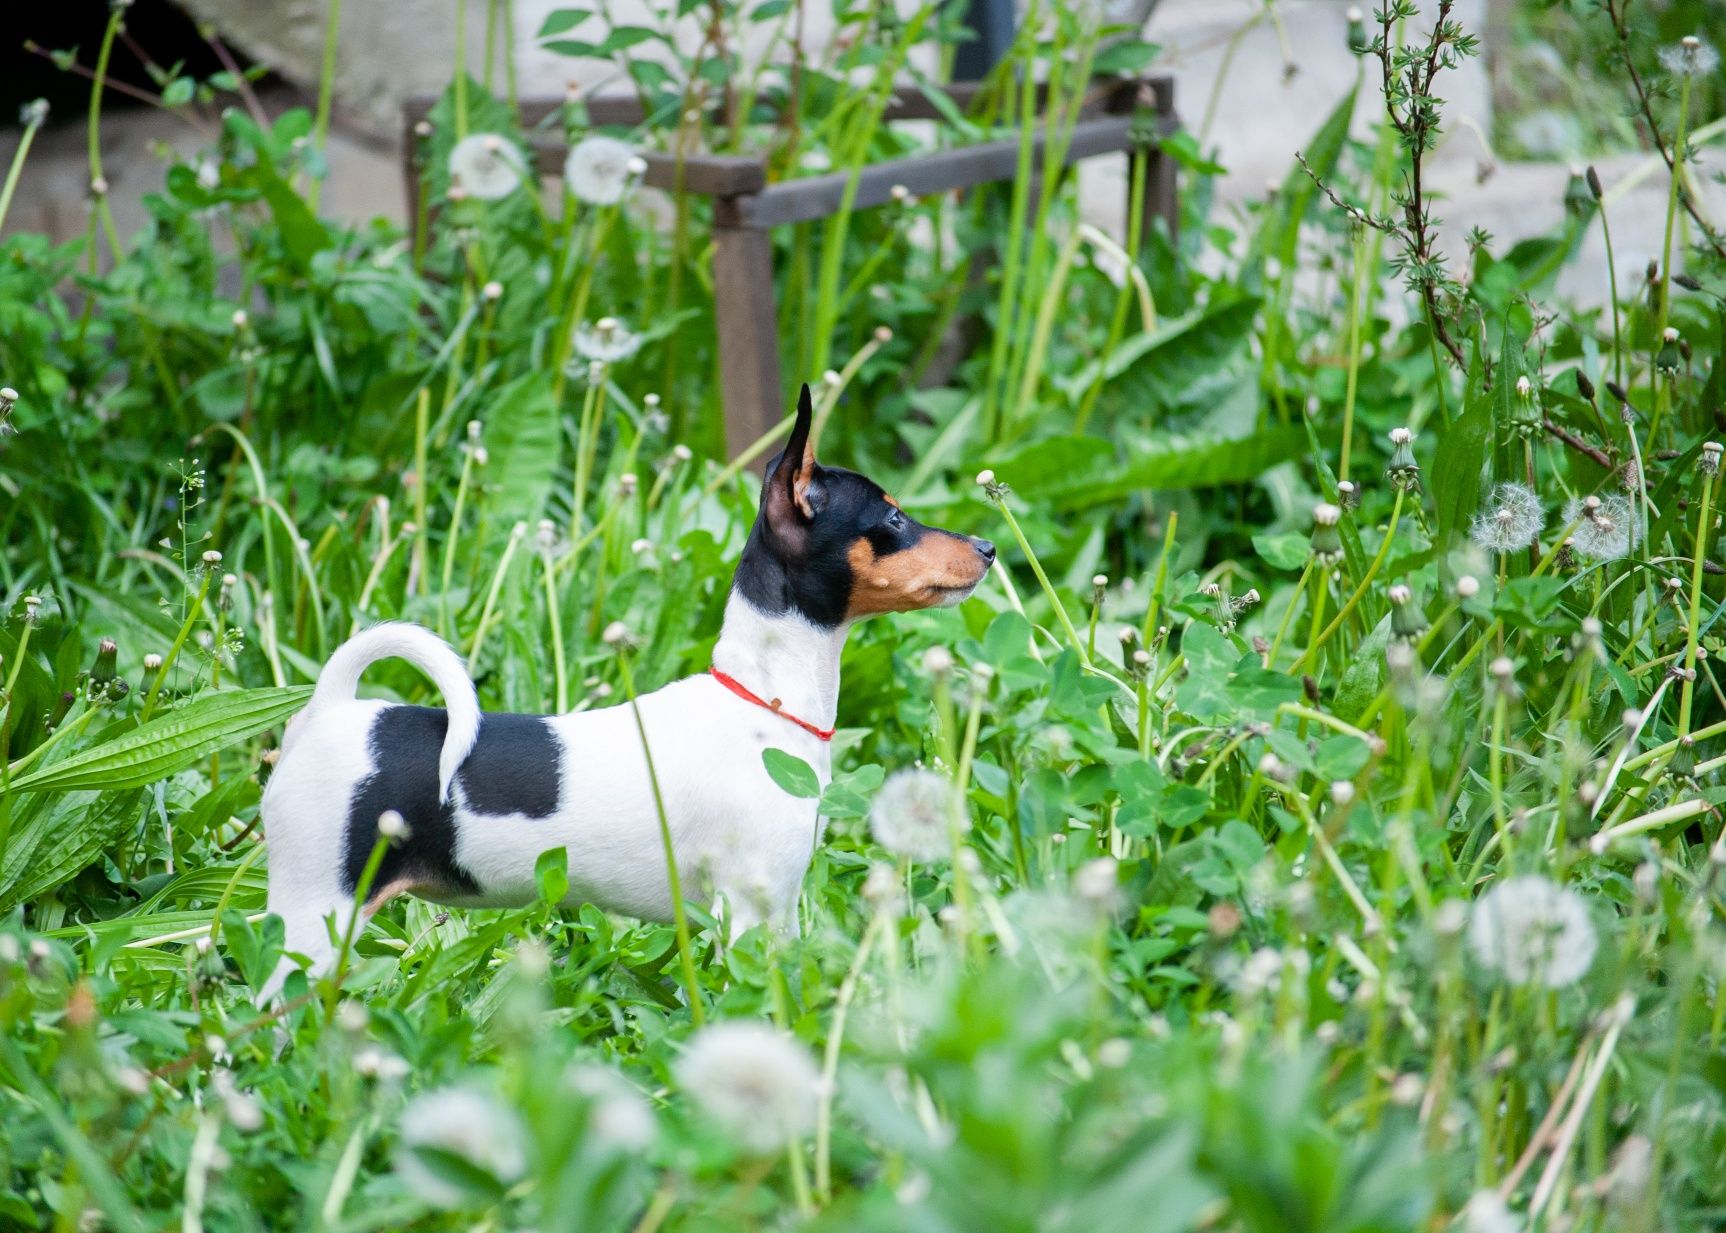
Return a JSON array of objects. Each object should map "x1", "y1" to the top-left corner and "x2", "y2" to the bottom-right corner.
[{"x1": 710, "y1": 590, "x2": 847, "y2": 731}]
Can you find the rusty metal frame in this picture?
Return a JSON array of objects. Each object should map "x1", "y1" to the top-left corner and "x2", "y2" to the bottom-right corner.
[{"x1": 404, "y1": 75, "x2": 1179, "y2": 456}]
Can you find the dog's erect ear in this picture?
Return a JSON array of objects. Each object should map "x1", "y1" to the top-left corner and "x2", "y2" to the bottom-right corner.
[{"x1": 762, "y1": 384, "x2": 823, "y2": 542}]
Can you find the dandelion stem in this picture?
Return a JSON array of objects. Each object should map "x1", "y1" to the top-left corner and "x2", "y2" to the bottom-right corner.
[
  {"x1": 1677, "y1": 468, "x2": 1714, "y2": 737},
  {"x1": 616, "y1": 649, "x2": 704, "y2": 1026}
]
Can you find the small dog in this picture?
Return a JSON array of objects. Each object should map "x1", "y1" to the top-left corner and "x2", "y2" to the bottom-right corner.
[{"x1": 260, "y1": 386, "x2": 993, "y2": 993}]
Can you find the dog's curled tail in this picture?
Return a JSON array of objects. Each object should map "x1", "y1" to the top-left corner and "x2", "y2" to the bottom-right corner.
[{"x1": 302, "y1": 622, "x2": 480, "y2": 804}]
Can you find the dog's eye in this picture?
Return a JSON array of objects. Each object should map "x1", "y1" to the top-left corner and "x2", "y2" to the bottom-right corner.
[{"x1": 884, "y1": 508, "x2": 906, "y2": 531}]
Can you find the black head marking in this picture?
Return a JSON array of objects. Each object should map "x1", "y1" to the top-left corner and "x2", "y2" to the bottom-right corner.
[{"x1": 734, "y1": 385, "x2": 996, "y2": 628}]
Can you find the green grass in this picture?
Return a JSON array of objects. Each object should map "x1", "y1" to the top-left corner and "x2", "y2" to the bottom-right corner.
[{"x1": 2, "y1": 1, "x2": 1726, "y2": 1229}]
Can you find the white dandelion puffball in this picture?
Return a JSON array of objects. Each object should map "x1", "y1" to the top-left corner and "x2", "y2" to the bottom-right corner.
[
  {"x1": 568, "y1": 1066, "x2": 656, "y2": 1153},
  {"x1": 870, "y1": 768, "x2": 963, "y2": 862},
  {"x1": 395, "y1": 1086, "x2": 529, "y2": 1208},
  {"x1": 447, "y1": 133, "x2": 526, "y2": 201},
  {"x1": 675, "y1": 1022, "x2": 819, "y2": 1155},
  {"x1": 1469, "y1": 482, "x2": 1545, "y2": 555},
  {"x1": 1561, "y1": 493, "x2": 1637, "y2": 561},
  {"x1": 1461, "y1": 1190, "x2": 1521, "y2": 1233},
  {"x1": 1468, "y1": 875, "x2": 1598, "y2": 988},
  {"x1": 572, "y1": 317, "x2": 642, "y2": 364},
  {"x1": 564, "y1": 135, "x2": 639, "y2": 206}
]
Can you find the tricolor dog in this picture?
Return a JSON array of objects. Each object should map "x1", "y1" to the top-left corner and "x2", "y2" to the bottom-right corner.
[{"x1": 260, "y1": 386, "x2": 994, "y2": 994}]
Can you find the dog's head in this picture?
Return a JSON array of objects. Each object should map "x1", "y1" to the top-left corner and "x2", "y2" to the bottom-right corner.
[{"x1": 735, "y1": 385, "x2": 995, "y2": 628}]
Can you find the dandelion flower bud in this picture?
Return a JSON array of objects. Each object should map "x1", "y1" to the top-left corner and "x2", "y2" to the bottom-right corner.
[
  {"x1": 1656, "y1": 328, "x2": 1682, "y2": 373},
  {"x1": 1310, "y1": 501, "x2": 1344, "y2": 564},
  {"x1": 1515, "y1": 375, "x2": 1532, "y2": 398},
  {"x1": 0, "y1": 387, "x2": 16, "y2": 408},
  {"x1": 889, "y1": 183, "x2": 911, "y2": 204},
  {"x1": 91, "y1": 638, "x2": 119, "y2": 686},
  {"x1": 1455, "y1": 575, "x2": 1480, "y2": 599},
  {"x1": 482, "y1": 280, "x2": 503, "y2": 301},
  {"x1": 601, "y1": 621, "x2": 631, "y2": 646},
  {"x1": 1257, "y1": 752, "x2": 1289, "y2": 782},
  {"x1": 1385, "y1": 427, "x2": 1419, "y2": 487},
  {"x1": 1489, "y1": 657, "x2": 1515, "y2": 685},
  {"x1": 1132, "y1": 649, "x2": 1151, "y2": 667},
  {"x1": 1390, "y1": 584, "x2": 1428, "y2": 640},
  {"x1": 202, "y1": 549, "x2": 223, "y2": 566},
  {"x1": 378, "y1": 810, "x2": 410, "y2": 841},
  {"x1": 1092, "y1": 574, "x2": 1109, "y2": 589},
  {"x1": 672, "y1": 443, "x2": 693, "y2": 463},
  {"x1": 231, "y1": 309, "x2": 249, "y2": 330},
  {"x1": 822, "y1": 369, "x2": 842, "y2": 389},
  {"x1": 90, "y1": 176, "x2": 109, "y2": 196},
  {"x1": 873, "y1": 326, "x2": 893, "y2": 344},
  {"x1": 19, "y1": 99, "x2": 48, "y2": 128},
  {"x1": 143, "y1": 653, "x2": 164, "y2": 671},
  {"x1": 619, "y1": 472, "x2": 639, "y2": 497},
  {"x1": 1703, "y1": 441, "x2": 1723, "y2": 476},
  {"x1": 976, "y1": 469, "x2": 995, "y2": 486},
  {"x1": 922, "y1": 646, "x2": 953, "y2": 676},
  {"x1": 1336, "y1": 478, "x2": 1359, "y2": 508},
  {"x1": 1330, "y1": 780, "x2": 1355, "y2": 806}
]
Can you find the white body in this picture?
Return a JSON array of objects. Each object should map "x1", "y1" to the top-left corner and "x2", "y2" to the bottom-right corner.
[{"x1": 260, "y1": 594, "x2": 843, "y2": 994}]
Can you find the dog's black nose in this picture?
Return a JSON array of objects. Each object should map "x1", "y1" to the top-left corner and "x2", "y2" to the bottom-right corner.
[{"x1": 972, "y1": 537, "x2": 996, "y2": 564}]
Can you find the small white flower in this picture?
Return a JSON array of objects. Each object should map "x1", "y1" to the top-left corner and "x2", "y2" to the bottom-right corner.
[
  {"x1": 572, "y1": 317, "x2": 641, "y2": 364},
  {"x1": 601, "y1": 621, "x2": 631, "y2": 646},
  {"x1": 1456, "y1": 575, "x2": 1480, "y2": 599},
  {"x1": 1561, "y1": 493, "x2": 1637, "y2": 561},
  {"x1": 1470, "y1": 482, "x2": 1545, "y2": 554},
  {"x1": 482, "y1": 280, "x2": 503, "y2": 301},
  {"x1": 922, "y1": 646, "x2": 953, "y2": 676},
  {"x1": 564, "y1": 135, "x2": 639, "y2": 205},
  {"x1": 568, "y1": 1066, "x2": 656, "y2": 1152},
  {"x1": 396, "y1": 1087, "x2": 529, "y2": 1208},
  {"x1": 447, "y1": 133, "x2": 526, "y2": 201},
  {"x1": 377, "y1": 810, "x2": 410, "y2": 842},
  {"x1": 869, "y1": 769, "x2": 961, "y2": 862},
  {"x1": 1330, "y1": 780, "x2": 1356, "y2": 806},
  {"x1": 675, "y1": 1022, "x2": 819, "y2": 1155},
  {"x1": 1468, "y1": 874, "x2": 1597, "y2": 988},
  {"x1": 975, "y1": 469, "x2": 995, "y2": 486}
]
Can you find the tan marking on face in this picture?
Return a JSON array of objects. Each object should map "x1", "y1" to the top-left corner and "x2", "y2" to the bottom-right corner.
[
  {"x1": 882, "y1": 494, "x2": 901, "y2": 510},
  {"x1": 845, "y1": 533, "x2": 989, "y2": 619}
]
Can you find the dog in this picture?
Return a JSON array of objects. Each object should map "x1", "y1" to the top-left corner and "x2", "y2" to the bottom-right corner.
[{"x1": 259, "y1": 385, "x2": 994, "y2": 995}]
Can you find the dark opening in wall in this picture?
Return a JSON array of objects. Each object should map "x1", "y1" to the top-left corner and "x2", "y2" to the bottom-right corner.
[{"x1": 3, "y1": 0, "x2": 266, "y2": 125}]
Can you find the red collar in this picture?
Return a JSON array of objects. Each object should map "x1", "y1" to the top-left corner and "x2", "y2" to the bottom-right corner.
[{"x1": 709, "y1": 667, "x2": 836, "y2": 742}]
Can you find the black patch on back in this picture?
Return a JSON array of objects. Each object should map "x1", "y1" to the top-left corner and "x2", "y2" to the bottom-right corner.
[{"x1": 342, "y1": 707, "x2": 562, "y2": 896}]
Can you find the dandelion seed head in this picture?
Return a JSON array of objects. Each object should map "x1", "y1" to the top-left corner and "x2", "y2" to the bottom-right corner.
[
  {"x1": 447, "y1": 133, "x2": 526, "y2": 201},
  {"x1": 568, "y1": 1066, "x2": 656, "y2": 1152},
  {"x1": 1461, "y1": 1191, "x2": 1520, "y2": 1233},
  {"x1": 869, "y1": 768, "x2": 961, "y2": 862},
  {"x1": 572, "y1": 317, "x2": 641, "y2": 364},
  {"x1": 396, "y1": 1087, "x2": 529, "y2": 1208},
  {"x1": 1660, "y1": 37, "x2": 1719, "y2": 77},
  {"x1": 564, "y1": 135, "x2": 639, "y2": 205},
  {"x1": 1470, "y1": 483, "x2": 1544, "y2": 554},
  {"x1": 1562, "y1": 493, "x2": 1636, "y2": 560},
  {"x1": 1467, "y1": 874, "x2": 1597, "y2": 988},
  {"x1": 1074, "y1": 857, "x2": 1120, "y2": 917},
  {"x1": 922, "y1": 646, "x2": 953, "y2": 676},
  {"x1": 675, "y1": 1022, "x2": 819, "y2": 1155}
]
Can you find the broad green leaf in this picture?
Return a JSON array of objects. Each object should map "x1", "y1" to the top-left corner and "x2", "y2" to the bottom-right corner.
[
  {"x1": 6, "y1": 686, "x2": 312, "y2": 794},
  {"x1": 1033, "y1": 428, "x2": 1309, "y2": 509},
  {"x1": 0, "y1": 789, "x2": 145, "y2": 911},
  {"x1": 475, "y1": 372, "x2": 560, "y2": 555},
  {"x1": 1431, "y1": 341, "x2": 1491, "y2": 548},
  {"x1": 763, "y1": 748, "x2": 821, "y2": 799}
]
